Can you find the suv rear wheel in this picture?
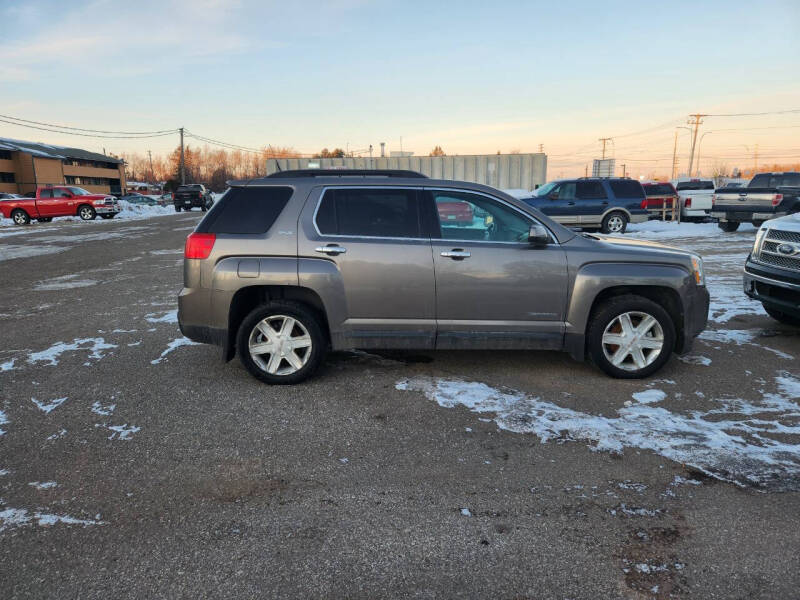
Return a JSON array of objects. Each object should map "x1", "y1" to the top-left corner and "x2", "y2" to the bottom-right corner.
[
  {"x1": 587, "y1": 295, "x2": 675, "y2": 379},
  {"x1": 237, "y1": 301, "x2": 327, "y2": 384},
  {"x1": 601, "y1": 211, "x2": 628, "y2": 234},
  {"x1": 718, "y1": 221, "x2": 740, "y2": 232}
]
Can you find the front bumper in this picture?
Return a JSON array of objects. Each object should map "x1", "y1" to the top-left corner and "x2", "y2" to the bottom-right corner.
[
  {"x1": 95, "y1": 205, "x2": 120, "y2": 215},
  {"x1": 743, "y1": 260, "x2": 800, "y2": 317},
  {"x1": 680, "y1": 284, "x2": 710, "y2": 353}
]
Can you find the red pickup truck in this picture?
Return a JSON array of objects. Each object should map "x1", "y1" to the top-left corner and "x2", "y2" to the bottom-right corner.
[{"x1": 0, "y1": 186, "x2": 120, "y2": 225}]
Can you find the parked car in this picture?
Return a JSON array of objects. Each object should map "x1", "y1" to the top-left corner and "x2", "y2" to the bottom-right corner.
[
  {"x1": 0, "y1": 185, "x2": 120, "y2": 225},
  {"x1": 673, "y1": 179, "x2": 714, "y2": 222},
  {"x1": 642, "y1": 182, "x2": 679, "y2": 219},
  {"x1": 174, "y1": 184, "x2": 213, "y2": 212},
  {"x1": 436, "y1": 199, "x2": 474, "y2": 225},
  {"x1": 178, "y1": 169, "x2": 709, "y2": 384},
  {"x1": 711, "y1": 172, "x2": 800, "y2": 232},
  {"x1": 744, "y1": 213, "x2": 800, "y2": 325},
  {"x1": 521, "y1": 178, "x2": 648, "y2": 233}
]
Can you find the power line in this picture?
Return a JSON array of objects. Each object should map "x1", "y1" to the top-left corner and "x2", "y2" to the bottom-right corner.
[
  {"x1": 0, "y1": 113, "x2": 177, "y2": 135},
  {"x1": 0, "y1": 117, "x2": 177, "y2": 139},
  {"x1": 707, "y1": 109, "x2": 800, "y2": 117}
]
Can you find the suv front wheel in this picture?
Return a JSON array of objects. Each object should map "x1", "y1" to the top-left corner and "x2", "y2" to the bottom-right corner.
[
  {"x1": 237, "y1": 301, "x2": 327, "y2": 384},
  {"x1": 587, "y1": 295, "x2": 675, "y2": 379}
]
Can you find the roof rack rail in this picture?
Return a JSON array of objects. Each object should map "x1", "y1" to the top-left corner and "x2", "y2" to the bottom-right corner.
[{"x1": 266, "y1": 169, "x2": 427, "y2": 179}]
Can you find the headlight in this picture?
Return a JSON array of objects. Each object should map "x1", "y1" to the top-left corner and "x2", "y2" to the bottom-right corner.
[
  {"x1": 93, "y1": 200, "x2": 104, "y2": 205},
  {"x1": 751, "y1": 227, "x2": 767, "y2": 261},
  {"x1": 690, "y1": 255, "x2": 705, "y2": 286}
]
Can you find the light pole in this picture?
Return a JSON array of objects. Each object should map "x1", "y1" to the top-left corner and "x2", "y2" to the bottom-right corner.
[
  {"x1": 695, "y1": 131, "x2": 712, "y2": 177},
  {"x1": 672, "y1": 127, "x2": 692, "y2": 179}
]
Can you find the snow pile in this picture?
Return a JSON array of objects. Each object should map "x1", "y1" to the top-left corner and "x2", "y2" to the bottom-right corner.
[
  {"x1": 396, "y1": 374, "x2": 800, "y2": 491},
  {"x1": 626, "y1": 220, "x2": 756, "y2": 239},
  {"x1": 116, "y1": 199, "x2": 175, "y2": 220}
]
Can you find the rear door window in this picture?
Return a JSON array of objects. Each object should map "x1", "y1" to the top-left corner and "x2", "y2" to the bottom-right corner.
[
  {"x1": 316, "y1": 188, "x2": 421, "y2": 238},
  {"x1": 198, "y1": 186, "x2": 292, "y2": 234},
  {"x1": 609, "y1": 180, "x2": 645, "y2": 199},
  {"x1": 576, "y1": 181, "x2": 607, "y2": 199}
]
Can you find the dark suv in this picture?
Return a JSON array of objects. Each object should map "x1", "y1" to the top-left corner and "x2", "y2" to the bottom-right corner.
[
  {"x1": 522, "y1": 178, "x2": 648, "y2": 233},
  {"x1": 174, "y1": 184, "x2": 213, "y2": 212},
  {"x1": 178, "y1": 169, "x2": 709, "y2": 384}
]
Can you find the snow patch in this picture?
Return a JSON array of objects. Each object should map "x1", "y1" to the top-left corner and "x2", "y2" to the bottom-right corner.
[
  {"x1": 0, "y1": 507, "x2": 105, "y2": 532},
  {"x1": 151, "y1": 336, "x2": 200, "y2": 364},
  {"x1": 0, "y1": 410, "x2": 7, "y2": 436},
  {"x1": 28, "y1": 481, "x2": 57, "y2": 490},
  {"x1": 0, "y1": 244, "x2": 68, "y2": 261},
  {"x1": 678, "y1": 354, "x2": 712, "y2": 366},
  {"x1": 632, "y1": 389, "x2": 666, "y2": 404},
  {"x1": 0, "y1": 358, "x2": 14, "y2": 371},
  {"x1": 145, "y1": 309, "x2": 177, "y2": 324},
  {"x1": 91, "y1": 401, "x2": 115, "y2": 416},
  {"x1": 34, "y1": 274, "x2": 98, "y2": 291},
  {"x1": 396, "y1": 375, "x2": 800, "y2": 491},
  {"x1": 107, "y1": 424, "x2": 140, "y2": 440},
  {"x1": 27, "y1": 337, "x2": 117, "y2": 366},
  {"x1": 31, "y1": 397, "x2": 67, "y2": 414}
]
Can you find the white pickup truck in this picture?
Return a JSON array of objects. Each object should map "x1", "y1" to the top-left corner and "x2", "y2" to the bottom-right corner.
[{"x1": 672, "y1": 178, "x2": 715, "y2": 222}]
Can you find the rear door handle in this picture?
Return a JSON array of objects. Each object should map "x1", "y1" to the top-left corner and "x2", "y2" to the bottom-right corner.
[
  {"x1": 315, "y1": 245, "x2": 347, "y2": 255},
  {"x1": 441, "y1": 249, "x2": 471, "y2": 260}
]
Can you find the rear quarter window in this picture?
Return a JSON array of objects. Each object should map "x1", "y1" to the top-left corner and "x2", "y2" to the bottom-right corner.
[
  {"x1": 197, "y1": 186, "x2": 293, "y2": 234},
  {"x1": 608, "y1": 180, "x2": 645, "y2": 199}
]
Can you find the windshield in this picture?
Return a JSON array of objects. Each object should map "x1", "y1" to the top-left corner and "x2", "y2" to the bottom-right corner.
[
  {"x1": 534, "y1": 182, "x2": 558, "y2": 197},
  {"x1": 68, "y1": 187, "x2": 92, "y2": 196}
]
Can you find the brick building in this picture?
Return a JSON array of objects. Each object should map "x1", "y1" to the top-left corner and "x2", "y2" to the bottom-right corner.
[{"x1": 0, "y1": 137, "x2": 126, "y2": 196}]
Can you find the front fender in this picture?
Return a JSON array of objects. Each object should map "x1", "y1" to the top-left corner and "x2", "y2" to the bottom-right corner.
[{"x1": 563, "y1": 262, "x2": 692, "y2": 358}]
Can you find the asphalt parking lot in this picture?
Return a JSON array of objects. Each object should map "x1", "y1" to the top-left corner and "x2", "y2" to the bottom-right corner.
[{"x1": 1, "y1": 214, "x2": 798, "y2": 599}]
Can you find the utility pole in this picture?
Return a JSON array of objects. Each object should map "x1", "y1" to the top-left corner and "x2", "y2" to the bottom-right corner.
[
  {"x1": 754, "y1": 143, "x2": 759, "y2": 173},
  {"x1": 671, "y1": 130, "x2": 679, "y2": 180},
  {"x1": 179, "y1": 127, "x2": 185, "y2": 185},
  {"x1": 147, "y1": 150, "x2": 154, "y2": 183},
  {"x1": 686, "y1": 114, "x2": 707, "y2": 179},
  {"x1": 621, "y1": 164, "x2": 627, "y2": 178},
  {"x1": 598, "y1": 137, "x2": 612, "y2": 159},
  {"x1": 584, "y1": 164, "x2": 588, "y2": 177}
]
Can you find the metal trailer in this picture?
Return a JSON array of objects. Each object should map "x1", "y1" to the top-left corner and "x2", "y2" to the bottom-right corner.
[{"x1": 266, "y1": 153, "x2": 547, "y2": 192}]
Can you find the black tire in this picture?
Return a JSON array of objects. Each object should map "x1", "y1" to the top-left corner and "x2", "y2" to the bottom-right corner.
[
  {"x1": 764, "y1": 306, "x2": 800, "y2": 326},
  {"x1": 100, "y1": 214, "x2": 114, "y2": 220},
  {"x1": 11, "y1": 209, "x2": 30, "y2": 225},
  {"x1": 587, "y1": 294, "x2": 676, "y2": 379},
  {"x1": 36, "y1": 217, "x2": 52, "y2": 223},
  {"x1": 601, "y1": 211, "x2": 628, "y2": 234},
  {"x1": 175, "y1": 206, "x2": 181, "y2": 212},
  {"x1": 201, "y1": 205, "x2": 207, "y2": 212},
  {"x1": 78, "y1": 205, "x2": 96, "y2": 220},
  {"x1": 718, "y1": 221, "x2": 740, "y2": 232},
  {"x1": 237, "y1": 301, "x2": 327, "y2": 385}
]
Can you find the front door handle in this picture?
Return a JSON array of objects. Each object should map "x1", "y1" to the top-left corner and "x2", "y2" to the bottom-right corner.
[
  {"x1": 441, "y1": 249, "x2": 471, "y2": 260},
  {"x1": 315, "y1": 245, "x2": 347, "y2": 255}
]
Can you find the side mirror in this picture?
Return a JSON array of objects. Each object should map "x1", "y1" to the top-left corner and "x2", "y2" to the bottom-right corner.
[
  {"x1": 528, "y1": 223, "x2": 549, "y2": 246},
  {"x1": 548, "y1": 192, "x2": 558, "y2": 200}
]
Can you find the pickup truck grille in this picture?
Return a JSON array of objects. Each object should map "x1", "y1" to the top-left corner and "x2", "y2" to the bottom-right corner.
[{"x1": 755, "y1": 228, "x2": 800, "y2": 271}]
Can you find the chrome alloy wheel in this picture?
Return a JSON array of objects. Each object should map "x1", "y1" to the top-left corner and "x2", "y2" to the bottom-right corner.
[
  {"x1": 601, "y1": 311, "x2": 664, "y2": 371},
  {"x1": 248, "y1": 315, "x2": 312, "y2": 376},
  {"x1": 607, "y1": 215, "x2": 625, "y2": 232},
  {"x1": 13, "y1": 211, "x2": 27, "y2": 224},
  {"x1": 79, "y1": 206, "x2": 94, "y2": 219}
]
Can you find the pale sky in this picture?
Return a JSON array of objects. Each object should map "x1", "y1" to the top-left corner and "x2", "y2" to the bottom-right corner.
[{"x1": 1, "y1": 0, "x2": 799, "y2": 178}]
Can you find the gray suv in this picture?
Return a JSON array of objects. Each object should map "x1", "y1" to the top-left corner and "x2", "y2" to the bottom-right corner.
[{"x1": 178, "y1": 169, "x2": 709, "y2": 384}]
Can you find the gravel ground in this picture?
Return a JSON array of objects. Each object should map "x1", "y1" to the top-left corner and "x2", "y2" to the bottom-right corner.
[{"x1": 1, "y1": 214, "x2": 798, "y2": 599}]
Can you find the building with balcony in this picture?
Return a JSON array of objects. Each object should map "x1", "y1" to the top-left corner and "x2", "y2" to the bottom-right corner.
[{"x1": 0, "y1": 137, "x2": 126, "y2": 196}]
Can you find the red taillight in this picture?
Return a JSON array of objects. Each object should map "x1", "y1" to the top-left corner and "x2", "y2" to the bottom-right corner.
[
  {"x1": 641, "y1": 199, "x2": 647, "y2": 209},
  {"x1": 711, "y1": 194, "x2": 715, "y2": 207},
  {"x1": 772, "y1": 193, "x2": 783, "y2": 206},
  {"x1": 185, "y1": 233, "x2": 215, "y2": 259},
  {"x1": 684, "y1": 197, "x2": 692, "y2": 209}
]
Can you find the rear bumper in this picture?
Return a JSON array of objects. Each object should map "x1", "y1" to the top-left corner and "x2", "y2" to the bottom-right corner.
[
  {"x1": 711, "y1": 211, "x2": 787, "y2": 222},
  {"x1": 629, "y1": 213, "x2": 649, "y2": 224},
  {"x1": 743, "y1": 260, "x2": 800, "y2": 317}
]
